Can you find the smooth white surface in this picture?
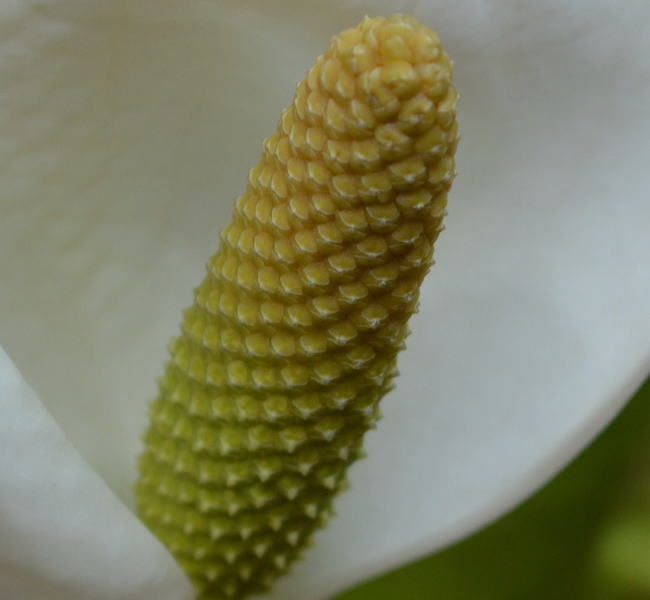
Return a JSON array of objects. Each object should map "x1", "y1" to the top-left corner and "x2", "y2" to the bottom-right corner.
[
  {"x1": 0, "y1": 347, "x2": 194, "y2": 600},
  {"x1": 0, "y1": 1, "x2": 649, "y2": 599}
]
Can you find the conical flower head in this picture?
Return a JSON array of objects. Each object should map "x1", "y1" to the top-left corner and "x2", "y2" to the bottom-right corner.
[{"x1": 135, "y1": 14, "x2": 458, "y2": 600}]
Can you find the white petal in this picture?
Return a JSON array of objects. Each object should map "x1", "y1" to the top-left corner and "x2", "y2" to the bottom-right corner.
[
  {"x1": 0, "y1": 346, "x2": 194, "y2": 599},
  {"x1": 0, "y1": 2, "x2": 648, "y2": 600}
]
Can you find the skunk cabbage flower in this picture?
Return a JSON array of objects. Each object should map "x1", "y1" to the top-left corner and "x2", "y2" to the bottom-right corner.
[
  {"x1": 135, "y1": 15, "x2": 458, "y2": 599},
  {"x1": 0, "y1": 2, "x2": 648, "y2": 599}
]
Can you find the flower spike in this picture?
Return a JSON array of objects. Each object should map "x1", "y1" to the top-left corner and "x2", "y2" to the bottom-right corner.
[{"x1": 135, "y1": 14, "x2": 458, "y2": 599}]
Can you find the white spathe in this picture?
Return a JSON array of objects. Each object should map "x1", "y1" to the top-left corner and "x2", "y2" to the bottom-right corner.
[
  {"x1": 0, "y1": 347, "x2": 194, "y2": 600},
  {"x1": 0, "y1": 1, "x2": 648, "y2": 599}
]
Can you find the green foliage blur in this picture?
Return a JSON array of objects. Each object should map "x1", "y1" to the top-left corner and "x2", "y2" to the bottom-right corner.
[{"x1": 336, "y1": 377, "x2": 650, "y2": 600}]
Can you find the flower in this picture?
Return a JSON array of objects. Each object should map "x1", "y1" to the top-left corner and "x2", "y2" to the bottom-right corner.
[
  {"x1": 0, "y1": 2, "x2": 648, "y2": 599},
  {"x1": 135, "y1": 15, "x2": 458, "y2": 599}
]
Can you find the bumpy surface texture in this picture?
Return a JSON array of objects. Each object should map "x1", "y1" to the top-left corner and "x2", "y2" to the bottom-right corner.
[{"x1": 135, "y1": 14, "x2": 457, "y2": 599}]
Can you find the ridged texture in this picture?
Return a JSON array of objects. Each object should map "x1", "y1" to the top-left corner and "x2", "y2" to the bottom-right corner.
[{"x1": 135, "y1": 14, "x2": 458, "y2": 600}]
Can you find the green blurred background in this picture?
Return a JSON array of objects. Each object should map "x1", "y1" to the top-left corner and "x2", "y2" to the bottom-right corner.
[{"x1": 336, "y1": 377, "x2": 650, "y2": 600}]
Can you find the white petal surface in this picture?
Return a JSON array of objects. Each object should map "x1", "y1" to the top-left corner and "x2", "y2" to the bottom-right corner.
[
  {"x1": 0, "y1": 1, "x2": 648, "y2": 600},
  {"x1": 0, "y1": 346, "x2": 194, "y2": 599}
]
